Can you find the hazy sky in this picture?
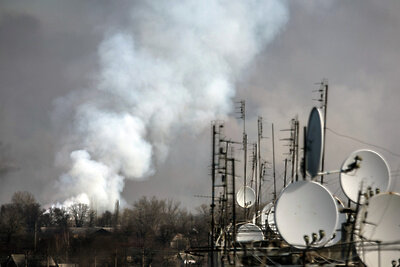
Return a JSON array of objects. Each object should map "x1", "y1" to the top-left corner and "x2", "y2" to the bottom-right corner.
[{"x1": 1, "y1": 0, "x2": 399, "y2": 210}]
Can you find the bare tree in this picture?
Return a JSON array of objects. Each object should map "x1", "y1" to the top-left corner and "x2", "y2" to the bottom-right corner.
[
  {"x1": 98, "y1": 210, "x2": 113, "y2": 227},
  {"x1": 0, "y1": 203, "x2": 25, "y2": 244},
  {"x1": 11, "y1": 191, "x2": 36, "y2": 205},
  {"x1": 11, "y1": 191, "x2": 41, "y2": 232},
  {"x1": 69, "y1": 203, "x2": 89, "y2": 227},
  {"x1": 49, "y1": 207, "x2": 70, "y2": 228}
]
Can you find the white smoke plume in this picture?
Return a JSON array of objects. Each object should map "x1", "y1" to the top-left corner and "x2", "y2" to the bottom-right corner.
[{"x1": 58, "y1": 0, "x2": 289, "y2": 211}]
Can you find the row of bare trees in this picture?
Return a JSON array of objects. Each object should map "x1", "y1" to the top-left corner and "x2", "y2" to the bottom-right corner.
[{"x1": 0, "y1": 191, "x2": 210, "y2": 265}]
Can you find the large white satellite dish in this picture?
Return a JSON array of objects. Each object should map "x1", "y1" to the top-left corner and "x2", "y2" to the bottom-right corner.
[
  {"x1": 236, "y1": 186, "x2": 256, "y2": 208},
  {"x1": 261, "y1": 202, "x2": 273, "y2": 230},
  {"x1": 356, "y1": 193, "x2": 400, "y2": 267},
  {"x1": 236, "y1": 223, "x2": 264, "y2": 243},
  {"x1": 340, "y1": 149, "x2": 390, "y2": 203},
  {"x1": 326, "y1": 197, "x2": 347, "y2": 246},
  {"x1": 274, "y1": 181, "x2": 338, "y2": 249},
  {"x1": 306, "y1": 107, "x2": 324, "y2": 178}
]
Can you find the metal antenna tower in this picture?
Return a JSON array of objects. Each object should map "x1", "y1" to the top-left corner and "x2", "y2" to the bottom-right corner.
[
  {"x1": 257, "y1": 117, "x2": 263, "y2": 210},
  {"x1": 280, "y1": 117, "x2": 299, "y2": 184},
  {"x1": 210, "y1": 123, "x2": 217, "y2": 266},
  {"x1": 235, "y1": 100, "x2": 247, "y2": 219}
]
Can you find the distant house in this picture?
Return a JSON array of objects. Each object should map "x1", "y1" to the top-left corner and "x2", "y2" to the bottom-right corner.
[
  {"x1": 4, "y1": 254, "x2": 25, "y2": 267},
  {"x1": 40, "y1": 226, "x2": 112, "y2": 239},
  {"x1": 69, "y1": 227, "x2": 112, "y2": 239},
  {"x1": 170, "y1": 234, "x2": 189, "y2": 250},
  {"x1": 4, "y1": 254, "x2": 56, "y2": 267}
]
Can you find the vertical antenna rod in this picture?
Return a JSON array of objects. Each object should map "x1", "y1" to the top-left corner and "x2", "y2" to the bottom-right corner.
[
  {"x1": 295, "y1": 119, "x2": 300, "y2": 182},
  {"x1": 257, "y1": 117, "x2": 263, "y2": 211},
  {"x1": 255, "y1": 117, "x2": 262, "y2": 214},
  {"x1": 320, "y1": 81, "x2": 328, "y2": 184},
  {"x1": 231, "y1": 158, "x2": 237, "y2": 265},
  {"x1": 254, "y1": 142, "x2": 258, "y2": 214},
  {"x1": 210, "y1": 124, "x2": 216, "y2": 266},
  {"x1": 223, "y1": 140, "x2": 229, "y2": 254},
  {"x1": 290, "y1": 119, "x2": 295, "y2": 184},
  {"x1": 283, "y1": 158, "x2": 287, "y2": 188},
  {"x1": 240, "y1": 101, "x2": 247, "y2": 220},
  {"x1": 272, "y1": 123, "x2": 277, "y2": 201},
  {"x1": 303, "y1": 126, "x2": 307, "y2": 180}
]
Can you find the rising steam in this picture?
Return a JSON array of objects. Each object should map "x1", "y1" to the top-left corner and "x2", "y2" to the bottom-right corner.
[{"x1": 58, "y1": 0, "x2": 289, "y2": 211}]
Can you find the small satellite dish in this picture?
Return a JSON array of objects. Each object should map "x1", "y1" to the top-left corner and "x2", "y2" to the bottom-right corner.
[
  {"x1": 236, "y1": 186, "x2": 256, "y2": 208},
  {"x1": 355, "y1": 193, "x2": 400, "y2": 267},
  {"x1": 236, "y1": 223, "x2": 264, "y2": 243},
  {"x1": 261, "y1": 202, "x2": 273, "y2": 230},
  {"x1": 326, "y1": 197, "x2": 347, "y2": 246},
  {"x1": 274, "y1": 181, "x2": 338, "y2": 249},
  {"x1": 340, "y1": 149, "x2": 390, "y2": 203},
  {"x1": 306, "y1": 107, "x2": 324, "y2": 178},
  {"x1": 267, "y1": 206, "x2": 278, "y2": 234},
  {"x1": 252, "y1": 212, "x2": 257, "y2": 224}
]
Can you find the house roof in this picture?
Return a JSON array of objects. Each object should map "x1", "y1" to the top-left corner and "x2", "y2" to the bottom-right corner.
[
  {"x1": 9, "y1": 254, "x2": 56, "y2": 267},
  {"x1": 10, "y1": 254, "x2": 25, "y2": 266}
]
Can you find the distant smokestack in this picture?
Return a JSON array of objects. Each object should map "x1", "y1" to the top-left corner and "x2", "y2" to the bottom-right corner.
[{"x1": 114, "y1": 200, "x2": 120, "y2": 227}]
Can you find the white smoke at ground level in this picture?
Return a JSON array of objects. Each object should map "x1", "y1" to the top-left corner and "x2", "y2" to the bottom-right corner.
[{"x1": 57, "y1": 0, "x2": 289, "y2": 211}]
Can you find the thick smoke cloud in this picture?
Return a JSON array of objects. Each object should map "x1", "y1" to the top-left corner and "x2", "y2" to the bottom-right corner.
[
  {"x1": 3, "y1": 0, "x2": 398, "y2": 210},
  {"x1": 57, "y1": 0, "x2": 289, "y2": 210}
]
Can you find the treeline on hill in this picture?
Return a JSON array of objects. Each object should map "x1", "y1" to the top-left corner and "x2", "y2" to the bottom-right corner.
[{"x1": 0, "y1": 191, "x2": 210, "y2": 266}]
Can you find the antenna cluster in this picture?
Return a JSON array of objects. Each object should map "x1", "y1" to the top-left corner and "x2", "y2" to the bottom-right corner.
[{"x1": 191, "y1": 81, "x2": 399, "y2": 267}]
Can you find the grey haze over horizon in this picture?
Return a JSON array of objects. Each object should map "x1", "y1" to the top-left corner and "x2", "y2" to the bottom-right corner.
[{"x1": 1, "y1": 0, "x2": 400, "y2": 211}]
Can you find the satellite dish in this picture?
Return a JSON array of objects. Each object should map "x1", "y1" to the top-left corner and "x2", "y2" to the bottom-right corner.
[
  {"x1": 261, "y1": 202, "x2": 273, "y2": 229},
  {"x1": 355, "y1": 193, "x2": 400, "y2": 267},
  {"x1": 274, "y1": 181, "x2": 338, "y2": 249},
  {"x1": 326, "y1": 197, "x2": 347, "y2": 246},
  {"x1": 340, "y1": 149, "x2": 390, "y2": 203},
  {"x1": 267, "y1": 206, "x2": 278, "y2": 234},
  {"x1": 236, "y1": 223, "x2": 264, "y2": 243},
  {"x1": 306, "y1": 107, "x2": 324, "y2": 178},
  {"x1": 236, "y1": 186, "x2": 256, "y2": 208},
  {"x1": 252, "y1": 211, "x2": 257, "y2": 224}
]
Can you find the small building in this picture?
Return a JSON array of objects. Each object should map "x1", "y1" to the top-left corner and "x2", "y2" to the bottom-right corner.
[
  {"x1": 4, "y1": 254, "x2": 56, "y2": 267},
  {"x1": 170, "y1": 234, "x2": 189, "y2": 250}
]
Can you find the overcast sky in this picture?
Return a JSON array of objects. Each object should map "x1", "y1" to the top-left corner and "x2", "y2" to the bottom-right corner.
[{"x1": 1, "y1": 0, "x2": 399, "y2": 211}]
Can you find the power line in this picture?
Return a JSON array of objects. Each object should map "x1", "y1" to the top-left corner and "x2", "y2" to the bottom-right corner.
[{"x1": 326, "y1": 127, "x2": 400, "y2": 158}]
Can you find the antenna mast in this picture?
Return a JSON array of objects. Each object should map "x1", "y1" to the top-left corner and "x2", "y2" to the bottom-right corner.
[
  {"x1": 321, "y1": 80, "x2": 328, "y2": 185},
  {"x1": 295, "y1": 118, "x2": 300, "y2": 182},
  {"x1": 272, "y1": 123, "x2": 277, "y2": 201},
  {"x1": 237, "y1": 100, "x2": 247, "y2": 219},
  {"x1": 314, "y1": 79, "x2": 329, "y2": 184},
  {"x1": 210, "y1": 123, "x2": 216, "y2": 265},
  {"x1": 241, "y1": 101, "x2": 247, "y2": 189},
  {"x1": 257, "y1": 117, "x2": 263, "y2": 210}
]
